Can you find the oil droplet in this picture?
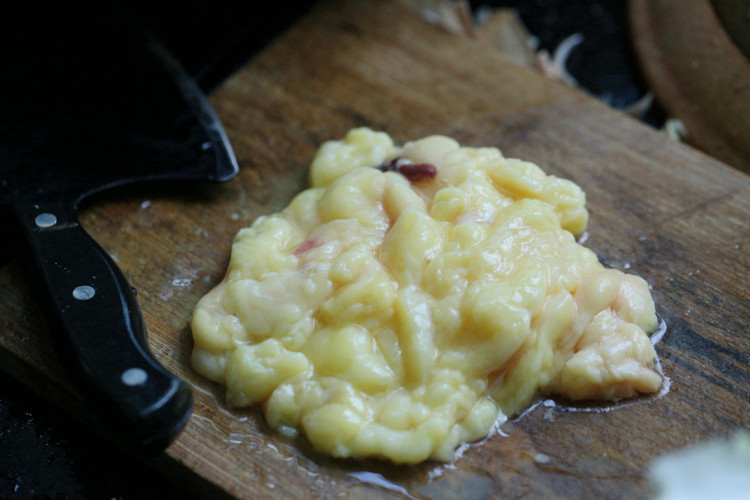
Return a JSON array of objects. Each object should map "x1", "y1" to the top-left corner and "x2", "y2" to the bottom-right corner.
[
  {"x1": 348, "y1": 471, "x2": 417, "y2": 499},
  {"x1": 171, "y1": 278, "x2": 192, "y2": 288},
  {"x1": 650, "y1": 317, "x2": 668, "y2": 345}
]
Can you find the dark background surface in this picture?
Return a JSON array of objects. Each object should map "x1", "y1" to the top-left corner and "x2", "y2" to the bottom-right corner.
[{"x1": 0, "y1": 1, "x2": 662, "y2": 498}]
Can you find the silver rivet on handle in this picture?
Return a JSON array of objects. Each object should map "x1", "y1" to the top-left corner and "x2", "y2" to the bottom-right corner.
[
  {"x1": 121, "y1": 368, "x2": 148, "y2": 386},
  {"x1": 72, "y1": 285, "x2": 95, "y2": 300},
  {"x1": 34, "y1": 213, "x2": 57, "y2": 227}
]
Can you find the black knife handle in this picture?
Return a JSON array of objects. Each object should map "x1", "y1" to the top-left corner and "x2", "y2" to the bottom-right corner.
[{"x1": 10, "y1": 201, "x2": 193, "y2": 454}]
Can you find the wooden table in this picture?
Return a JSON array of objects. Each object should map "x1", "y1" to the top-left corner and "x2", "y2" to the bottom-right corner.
[{"x1": 1, "y1": 1, "x2": 748, "y2": 498}]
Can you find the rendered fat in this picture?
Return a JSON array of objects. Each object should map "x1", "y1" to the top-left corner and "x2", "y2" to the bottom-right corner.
[{"x1": 191, "y1": 128, "x2": 662, "y2": 463}]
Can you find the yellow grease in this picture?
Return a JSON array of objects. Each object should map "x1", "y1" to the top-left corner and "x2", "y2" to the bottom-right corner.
[{"x1": 191, "y1": 128, "x2": 662, "y2": 463}]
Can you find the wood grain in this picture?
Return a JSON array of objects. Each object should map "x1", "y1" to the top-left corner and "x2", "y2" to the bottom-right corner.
[{"x1": 1, "y1": 1, "x2": 748, "y2": 498}]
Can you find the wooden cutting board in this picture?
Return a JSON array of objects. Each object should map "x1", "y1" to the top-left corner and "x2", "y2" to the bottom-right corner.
[{"x1": 1, "y1": 1, "x2": 748, "y2": 498}]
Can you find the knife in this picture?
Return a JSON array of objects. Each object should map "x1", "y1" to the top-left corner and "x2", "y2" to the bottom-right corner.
[{"x1": 0, "y1": 4, "x2": 238, "y2": 453}]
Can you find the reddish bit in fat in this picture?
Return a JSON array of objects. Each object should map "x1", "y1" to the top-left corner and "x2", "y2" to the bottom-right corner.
[
  {"x1": 397, "y1": 162, "x2": 437, "y2": 182},
  {"x1": 294, "y1": 237, "x2": 322, "y2": 256}
]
